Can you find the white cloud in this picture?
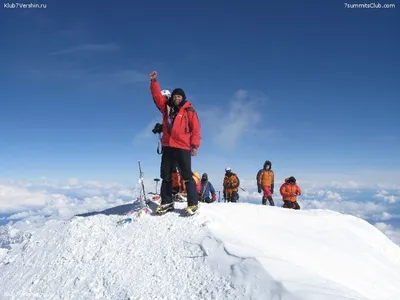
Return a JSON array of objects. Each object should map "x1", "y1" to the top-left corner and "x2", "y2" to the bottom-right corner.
[
  {"x1": 25, "y1": 62, "x2": 147, "y2": 88},
  {"x1": 68, "y1": 178, "x2": 79, "y2": 186},
  {"x1": 1, "y1": 178, "x2": 399, "y2": 247},
  {"x1": 325, "y1": 191, "x2": 342, "y2": 201},
  {"x1": 303, "y1": 189, "x2": 342, "y2": 201},
  {"x1": 235, "y1": 187, "x2": 395, "y2": 225},
  {"x1": 108, "y1": 69, "x2": 148, "y2": 84},
  {"x1": 300, "y1": 199, "x2": 390, "y2": 222},
  {"x1": 200, "y1": 90, "x2": 268, "y2": 149},
  {"x1": 5, "y1": 192, "x2": 128, "y2": 223},
  {"x1": 0, "y1": 179, "x2": 142, "y2": 217},
  {"x1": 380, "y1": 212, "x2": 392, "y2": 221},
  {"x1": 374, "y1": 190, "x2": 398, "y2": 204},
  {"x1": 0, "y1": 185, "x2": 48, "y2": 212},
  {"x1": 133, "y1": 117, "x2": 162, "y2": 144},
  {"x1": 330, "y1": 180, "x2": 360, "y2": 189},
  {"x1": 374, "y1": 222, "x2": 400, "y2": 245},
  {"x1": 281, "y1": 171, "x2": 400, "y2": 190},
  {"x1": 48, "y1": 43, "x2": 120, "y2": 55}
]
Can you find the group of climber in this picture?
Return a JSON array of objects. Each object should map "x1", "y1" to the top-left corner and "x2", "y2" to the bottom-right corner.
[
  {"x1": 171, "y1": 164, "x2": 217, "y2": 203},
  {"x1": 171, "y1": 165, "x2": 242, "y2": 204},
  {"x1": 169, "y1": 160, "x2": 302, "y2": 209},
  {"x1": 256, "y1": 160, "x2": 302, "y2": 209},
  {"x1": 148, "y1": 70, "x2": 302, "y2": 214}
]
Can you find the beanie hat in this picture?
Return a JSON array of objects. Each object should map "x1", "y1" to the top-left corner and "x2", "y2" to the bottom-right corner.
[{"x1": 171, "y1": 88, "x2": 186, "y2": 101}]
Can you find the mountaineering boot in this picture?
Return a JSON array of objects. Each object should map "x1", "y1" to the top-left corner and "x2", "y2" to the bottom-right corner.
[
  {"x1": 262, "y1": 198, "x2": 267, "y2": 205},
  {"x1": 268, "y1": 196, "x2": 275, "y2": 206},
  {"x1": 156, "y1": 202, "x2": 174, "y2": 214},
  {"x1": 185, "y1": 204, "x2": 199, "y2": 215}
]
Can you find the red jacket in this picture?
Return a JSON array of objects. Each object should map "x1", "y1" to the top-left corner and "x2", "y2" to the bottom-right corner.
[{"x1": 150, "y1": 80, "x2": 201, "y2": 150}]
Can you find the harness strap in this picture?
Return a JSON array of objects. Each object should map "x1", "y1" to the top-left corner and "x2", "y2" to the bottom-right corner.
[
  {"x1": 201, "y1": 182, "x2": 209, "y2": 198},
  {"x1": 157, "y1": 133, "x2": 162, "y2": 155}
]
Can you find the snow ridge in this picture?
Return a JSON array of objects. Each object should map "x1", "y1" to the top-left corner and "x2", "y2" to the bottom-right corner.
[
  {"x1": 0, "y1": 203, "x2": 266, "y2": 300},
  {"x1": 0, "y1": 202, "x2": 400, "y2": 300}
]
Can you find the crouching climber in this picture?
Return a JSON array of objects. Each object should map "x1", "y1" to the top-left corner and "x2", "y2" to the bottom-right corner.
[
  {"x1": 280, "y1": 176, "x2": 301, "y2": 209},
  {"x1": 199, "y1": 173, "x2": 216, "y2": 203}
]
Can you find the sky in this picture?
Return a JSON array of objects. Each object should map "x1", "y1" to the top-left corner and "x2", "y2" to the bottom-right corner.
[{"x1": 1, "y1": 1, "x2": 400, "y2": 240}]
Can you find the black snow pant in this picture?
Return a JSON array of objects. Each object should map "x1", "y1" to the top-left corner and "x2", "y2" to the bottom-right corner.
[
  {"x1": 283, "y1": 200, "x2": 300, "y2": 210},
  {"x1": 224, "y1": 191, "x2": 239, "y2": 202},
  {"x1": 160, "y1": 146, "x2": 198, "y2": 207}
]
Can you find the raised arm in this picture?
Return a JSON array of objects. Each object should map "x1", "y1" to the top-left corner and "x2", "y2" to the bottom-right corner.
[{"x1": 149, "y1": 71, "x2": 167, "y2": 113}]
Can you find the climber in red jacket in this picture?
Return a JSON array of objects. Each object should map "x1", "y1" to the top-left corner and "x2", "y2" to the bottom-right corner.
[{"x1": 149, "y1": 71, "x2": 201, "y2": 215}]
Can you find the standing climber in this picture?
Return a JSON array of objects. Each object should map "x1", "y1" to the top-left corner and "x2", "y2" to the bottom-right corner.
[
  {"x1": 256, "y1": 160, "x2": 275, "y2": 206},
  {"x1": 223, "y1": 167, "x2": 240, "y2": 202},
  {"x1": 149, "y1": 71, "x2": 201, "y2": 215}
]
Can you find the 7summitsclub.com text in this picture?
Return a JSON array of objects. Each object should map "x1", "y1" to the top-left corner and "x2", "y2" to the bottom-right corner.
[
  {"x1": 344, "y1": 2, "x2": 396, "y2": 9},
  {"x1": 4, "y1": 2, "x2": 47, "y2": 9}
]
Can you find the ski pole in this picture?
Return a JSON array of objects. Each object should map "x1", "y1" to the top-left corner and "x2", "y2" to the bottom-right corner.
[{"x1": 138, "y1": 161, "x2": 147, "y2": 207}]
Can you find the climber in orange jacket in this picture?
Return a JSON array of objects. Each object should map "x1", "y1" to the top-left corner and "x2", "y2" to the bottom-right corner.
[
  {"x1": 172, "y1": 164, "x2": 185, "y2": 195},
  {"x1": 223, "y1": 167, "x2": 240, "y2": 202},
  {"x1": 192, "y1": 171, "x2": 201, "y2": 194},
  {"x1": 256, "y1": 160, "x2": 275, "y2": 206},
  {"x1": 172, "y1": 165, "x2": 200, "y2": 200},
  {"x1": 279, "y1": 176, "x2": 302, "y2": 209}
]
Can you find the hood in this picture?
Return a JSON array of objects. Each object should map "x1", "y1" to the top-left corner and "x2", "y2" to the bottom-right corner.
[
  {"x1": 201, "y1": 173, "x2": 208, "y2": 182},
  {"x1": 263, "y1": 160, "x2": 272, "y2": 170}
]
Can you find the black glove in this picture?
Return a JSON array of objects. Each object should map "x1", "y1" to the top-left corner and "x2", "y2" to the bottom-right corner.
[
  {"x1": 271, "y1": 184, "x2": 274, "y2": 195},
  {"x1": 257, "y1": 185, "x2": 262, "y2": 193}
]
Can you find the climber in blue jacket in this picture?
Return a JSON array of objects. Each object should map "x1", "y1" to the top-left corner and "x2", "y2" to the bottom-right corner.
[{"x1": 199, "y1": 173, "x2": 216, "y2": 203}]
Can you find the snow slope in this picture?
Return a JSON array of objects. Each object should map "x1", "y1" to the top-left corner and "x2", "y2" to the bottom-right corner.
[{"x1": 0, "y1": 201, "x2": 399, "y2": 300}]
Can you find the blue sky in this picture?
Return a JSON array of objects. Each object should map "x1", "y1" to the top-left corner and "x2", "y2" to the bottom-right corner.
[{"x1": 1, "y1": 1, "x2": 399, "y2": 188}]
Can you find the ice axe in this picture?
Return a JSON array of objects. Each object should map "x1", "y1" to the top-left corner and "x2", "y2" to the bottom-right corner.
[{"x1": 154, "y1": 178, "x2": 160, "y2": 194}]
